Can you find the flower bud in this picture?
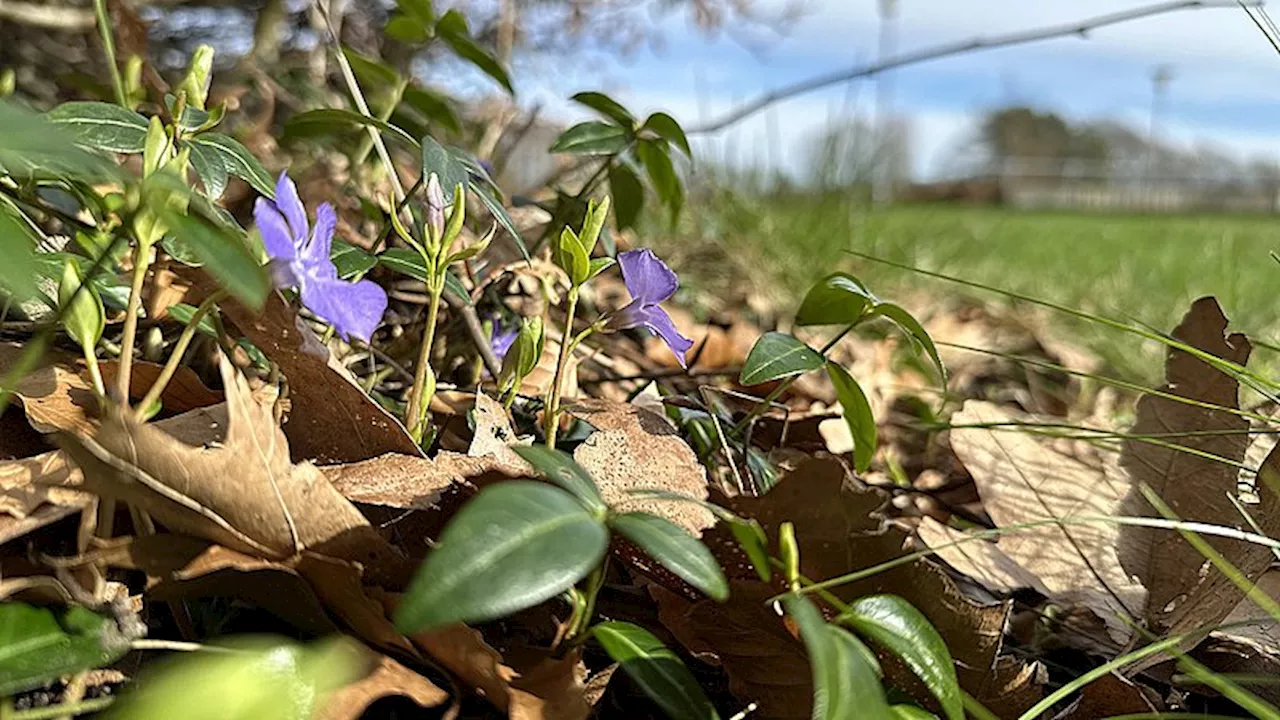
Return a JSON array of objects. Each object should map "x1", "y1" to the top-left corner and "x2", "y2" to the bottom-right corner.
[
  {"x1": 178, "y1": 45, "x2": 215, "y2": 110},
  {"x1": 424, "y1": 173, "x2": 445, "y2": 250}
]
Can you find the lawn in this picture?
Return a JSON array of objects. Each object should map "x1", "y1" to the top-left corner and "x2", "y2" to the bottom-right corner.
[{"x1": 670, "y1": 192, "x2": 1280, "y2": 383}]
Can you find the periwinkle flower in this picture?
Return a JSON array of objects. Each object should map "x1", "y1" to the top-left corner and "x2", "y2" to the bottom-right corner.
[
  {"x1": 608, "y1": 249, "x2": 694, "y2": 367},
  {"x1": 490, "y1": 320, "x2": 520, "y2": 363},
  {"x1": 255, "y1": 172, "x2": 387, "y2": 343}
]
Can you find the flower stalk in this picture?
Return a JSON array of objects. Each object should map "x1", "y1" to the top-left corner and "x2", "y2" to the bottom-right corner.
[{"x1": 543, "y1": 286, "x2": 579, "y2": 447}]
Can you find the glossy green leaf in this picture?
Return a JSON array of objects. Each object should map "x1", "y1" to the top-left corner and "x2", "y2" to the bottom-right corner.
[
  {"x1": 163, "y1": 211, "x2": 269, "y2": 309},
  {"x1": 186, "y1": 139, "x2": 229, "y2": 199},
  {"x1": 105, "y1": 637, "x2": 360, "y2": 720},
  {"x1": 550, "y1": 122, "x2": 629, "y2": 156},
  {"x1": 555, "y1": 226, "x2": 590, "y2": 286},
  {"x1": 402, "y1": 86, "x2": 460, "y2": 133},
  {"x1": 643, "y1": 112, "x2": 692, "y2": 158},
  {"x1": 394, "y1": 481, "x2": 608, "y2": 632},
  {"x1": 342, "y1": 46, "x2": 401, "y2": 88},
  {"x1": 165, "y1": 93, "x2": 216, "y2": 132},
  {"x1": 826, "y1": 362, "x2": 876, "y2": 473},
  {"x1": 435, "y1": 10, "x2": 514, "y2": 94},
  {"x1": 189, "y1": 133, "x2": 275, "y2": 198},
  {"x1": 637, "y1": 139, "x2": 682, "y2": 222},
  {"x1": 592, "y1": 621, "x2": 720, "y2": 720},
  {"x1": 46, "y1": 101, "x2": 149, "y2": 154},
  {"x1": 0, "y1": 603, "x2": 133, "y2": 696},
  {"x1": 796, "y1": 272, "x2": 875, "y2": 327},
  {"x1": 740, "y1": 332, "x2": 825, "y2": 386},
  {"x1": 386, "y1": 14, "x2": 432, "y2": 43},
  {"x1": 285, "y1": 108, "x2": 420, "y2": 149},
  {"x1": 59, "y1": 259, "x2": 104, "y2": 350},
  {"x1": 331, "y1": 239, "x2": 377, "y2": 279},
  {"x1": 0, "y1": 207, "x2": 40, "y2": 301},
  {"x1": 167, "y1": 303, "x2": 218, "y2": 336},
  {"x1": 442, "y1": 270, "x2": 472, "y2": 306},
  {"x1": 0, "y1": 101, "x2": 118, "y2": 180},
  {"x1": 468, "y1": 177, "x2": 528, "y2": 261},
  {"x1": 783, "y1": 595, "x2": 892, "y2": 720},
  {"x1": 378, "y1": 247, "x2": 432, "y2": 283},
  {"x1": 873, "y1": 302, "x2": 946, "y2": 383},
  {"x1": 839, "y1": 595, "x2": 962, "y2": 720},
  {"x1": 890, "y1": 705, "x2": 937, "y2": 720},
  {"x1": 586, "y1": 256, "x2": 616, "y2": 281},
  {"x1": 728, "y1": 517, "x2": 771, "y2": 582},
  {"x1": 511, "y1": 445, "x2": 606, "y2": 514},
  {"x1": 571, "y1": 91, "x2": 636, "y2": 128},
  {"x1": 608, "y1": 161, "x2": 645, "y2": 231},
  {"x1": 611, "y1": 512, "x2": 728, "y2": 601},
  {"x1": 421, "y1": 135, "x2": 469, "y2": 199}
]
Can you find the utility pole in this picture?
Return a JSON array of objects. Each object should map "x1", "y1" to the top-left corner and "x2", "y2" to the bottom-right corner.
[{"x1": 872, "y1": 0, "x2": 900, "y2": 205}]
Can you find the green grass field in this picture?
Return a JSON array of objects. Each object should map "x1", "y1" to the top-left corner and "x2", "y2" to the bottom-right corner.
[{"x1": 671, "y1": 192, "x2": 1280, "y2": 382}]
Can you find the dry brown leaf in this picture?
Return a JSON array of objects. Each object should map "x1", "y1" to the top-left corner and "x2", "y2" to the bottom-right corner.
[
  {"x1": 567, "y1": 398, "x2": 714, "y2": 535},
  {"x1": 1118, "y1": 297, "x2": 1277, "y2": 638},
  {"x1": 216, "y1": 291, "x2": 420, "y2": 464},
  {"x1": 509, "y1": 649, "x2": 590, "y2": 720},
  {"x1": 317, "y1": 652, "x2": 448, "y2": 719},
  {"x1": 57, "y1": 356, "x2": 405, "y2": 579},
  {"x1": 469, "y1": 392, "x2": 528, "y2": 466},
  {"x1": 100, "y1": 360, "x2": 222, "y2": 413},
  {"x1": 1, "y1": 343, "x2": 97, "y2": 435},
  {"x1": 1186, "y1": 569, "x2": 1280, "y2": 704},
  {"x1": 325, "y1": 452, "x2": 525, "y2": 511},
  {"x1": 1055, "y1": 674, "x2": 1164, "y2": 719},
  {"x1": 922, "y1": 400, "x2": 1145, "y2": 648}
]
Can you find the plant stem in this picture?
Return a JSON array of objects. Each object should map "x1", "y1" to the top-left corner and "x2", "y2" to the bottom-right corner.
[
  {"x1": 81, "y1": 345, "x2": 104, "y2": 397},
  {"x1": 92, "y1": 0, "x2": 127, "y2": 108},
  {"x1": 136, "y1": 292, "x2": 223, "y2": 414},
  {"x1": 732, "y1": 320, "x2": 858, "y2": 434},
  {"x1": 405, "y1": 284, "x2": 443, "y2": 440},
  {"x1": 115, "y1": 241, "x2": 152, "y2": 407},
  {"x1": 543, "y1": 287, "x2": 579, "y2": 447}
]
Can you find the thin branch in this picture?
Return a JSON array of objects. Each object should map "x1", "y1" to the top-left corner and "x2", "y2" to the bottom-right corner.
[{"x1": 687, "y1": 0, "x2": 1259, "y2": 135}]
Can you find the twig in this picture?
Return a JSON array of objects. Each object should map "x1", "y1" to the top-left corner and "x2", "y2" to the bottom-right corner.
[{"x1": 687, "y1": 0, "x2": 1259, "y2": 135}]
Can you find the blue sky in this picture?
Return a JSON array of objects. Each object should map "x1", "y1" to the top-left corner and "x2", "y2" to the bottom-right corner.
[{"x1": 487, "y1": 0, "x2": 1280, "y2": 180}]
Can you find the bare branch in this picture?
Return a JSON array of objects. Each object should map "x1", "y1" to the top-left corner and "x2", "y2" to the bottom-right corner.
[{"x1": 687, "y1": 0, "x2": 1260, "y2": 135}]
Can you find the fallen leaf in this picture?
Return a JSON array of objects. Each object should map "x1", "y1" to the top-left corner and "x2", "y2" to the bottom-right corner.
[
  {"x1": 317, "y1": 652, "x2": 448, "y2": 719},
  {"x1": 509, "y1": 649, "x2": 590, "y2": 720},
  {"x1": 57, "y1": 355, "x2": 405, "y2": 580},
  {"x1": 469, "y1": 392, "x2": 528, "y2": 467},
  {"x1": 1056, "y1": 674, "x2": 1163, "y2": 719},
  {"x1": 1, "y1": 343, "x2": 97, "y2": 435},
  {"x1": 921, "y1": 400, "x2": 1145, "y2": 648},
  {"x1": 1118, "y1": 297, "x2": 1276, "y2": 638},
  {"x1": 567, "y1": 398, "x2": 714, "y2": 535},
  {"x1": 1189, "y1": 569, "x2": 1280, "y2": 704},
  {"x1": 324, "y1": 452, "x2": 524, "y2": 511},
  {"x1": 100, "y1": 360, "x2": 222, "y2": 413},
  {"x1": 216, "y1": 290, "x2": 420, "y2": 464}
]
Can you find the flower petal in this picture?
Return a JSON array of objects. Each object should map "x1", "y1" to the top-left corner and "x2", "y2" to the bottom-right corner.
[
  {"x1": 632, "y1": 303, "x2": 693, "y2": 368},
  {"x1": 274, "y1": 171, "x2": 309, "y2": 242},
  {"x1": 300, "y1": 276, "x2": 388, "y2": 343},
  {"x1": 618, "y1": 249, "x2": 678, "y2": 304},
  {"x1": 490, "y1": 323, "x2": 519, "y2": 362},
  {"x1": 301, "y1": 202, "x2": 337, "y2": 279},
  {"x1": 255, "y1": 198, "x2": 296, "y2": 265}
]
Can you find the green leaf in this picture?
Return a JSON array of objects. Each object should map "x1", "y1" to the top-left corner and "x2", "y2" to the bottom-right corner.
[
  {"x1": 341, "y1": 46, "x2": 401, "y2": 88},
  {"x1": 826, "y1": 362, "x2": 876, "y2": 473},
  {"x1": 586, "y1": 256, "x2": 616, "y2": 281},
  {"x1": 59, "y1": 259, "x2": 104, "y2": 350},
  {"x1": 105, "y1": 637, "x2": 360, "y2": 720},
  {"x1": 0, "y1": 100, "x2": 118, "y2": 180},
  {"x1": 285, "y1": 108, "x2": 420, "y2": 149},
  {"x1": 782, "y1": 595, "x2": 892, "y2": 720},
  {"x1": 611, "y1": 513, "x2": 728, "y2": 601},
  {"x1": 550, "y1": 122, "x2": 629, "y2": 156},
  {"x1": 386, "y1": 14, "x2": 432, "y2": 43},
  {"x1": 165, "y1": 94, "x2": 215, "y2": 132},
  {"x1": 740, "y1": 332, "x2": 825, "y2": 386},
  {"x1": 442, "y1": 268, "x2": 472, "y2": 306},
  {"x1": 511, "y1": 446, "x2": 606, "y2": 515},
  {"x1": 189, "y1": 133, "x2": 275, "y2": 198},
  {"x1": 571, "y1": 92, "x2": 636, "y2": 128},
  {"x1": 555, "y1": 226, "x2": 590, "y2": 286},
  {"x1": 186, "y1": 139, "x2": 229, "y2": 199},
  {"x1": 637, "y1": 139, "x2": 683, "y2": 223},
  {"x1": 608, "y1": 161, "x2": 645, "y2": 231},
  {"x1": 873, "y1": 302, "x2": 946, "y2": 384},
  {"x1": 643, "y1": 112, "x2": 692, "y2": 158},
  {"x1": 0, "y1": 603, "x2": 133, "y2": 696},
  {"x1": 394, "y1": 481, "x2": 608, "y2": 632},
  {"x1": 891, "y1": 705, "x2": 937, "y2": 720},
  {"x1": 0, "y1": 206, "x2": 40, "y2": 302},
  {"x1": 163, "y1": 210, "x2": 269, "y2": 309},
  {"x1": 435, "y1": 10, "x2": 514, "y2": 94},
  {"x1": 839, "y1": 595, "x2": 962, "y2": 720},
  {"x1": 592, "y1": 622, "x2": 720, "y2": 720},
  {"x1": 421, "y1": 134, "x2": 468, "y2": 199},
  {"x1": 728, "y1": 517, "x2": 771, "y2": 582},
  {"x1": 378, "y1": 247, "x2": 431, "y2": 283},
  {"x1": 331, "y1": 239, "x2": 377, "y2": 279},
  {"x1": 796, "y1": 272, "x2": 875, "y2": 327},
  {"x1": 167, "y1": 303, "x2": 217, "y2": 336},
  {"x1": 402, "y1": 86, "x2": 460, "y2": 133},
  {"x1": 46, "y1": 101, "x2": 149, "y2": 154},
  {"x1": 468, "y1": 177, "x2": 529, "y2": 261}
]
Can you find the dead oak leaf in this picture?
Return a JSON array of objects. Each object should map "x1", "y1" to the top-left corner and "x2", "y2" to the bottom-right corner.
[{"x1": 317, "y1": 653, "x2": 449, "y2": 719}]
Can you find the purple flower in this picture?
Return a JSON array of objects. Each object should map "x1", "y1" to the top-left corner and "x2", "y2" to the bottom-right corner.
[
  {"x1": 609, "y1": 249, "x2": 694, "y2": 367},
  {"x1": 255, "y1": 172, "x2": 387, "y2": 343},
  {"x1": 490, "y1": 320, "x2": 519, "y2": 362}
]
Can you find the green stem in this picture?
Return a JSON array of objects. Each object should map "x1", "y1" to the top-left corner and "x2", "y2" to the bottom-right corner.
[
  {"x1": 137, "y1": 292, "x2": 223, "y2": 414},
  {"x1": 115, "y1": 241, "x2": 151, "y2": 407},
  {"x1": 93, "y1": 0, "x2": 127, "y2": 107},
  {"x1": 732, "y1": 320, "x2": 858, "y2": 434},
  {"x1": 6, "y1": 696, "x2": 114, "y2": 720},
  {"x1": 82, "y1": 344, "x2": 104, "y2": 397},
  {"x1": 405, "y1": 284, "x2": 444, "y2": 440},
  {"x1": 543, "y1": 287, "x2": 580, "y2": 447}
]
